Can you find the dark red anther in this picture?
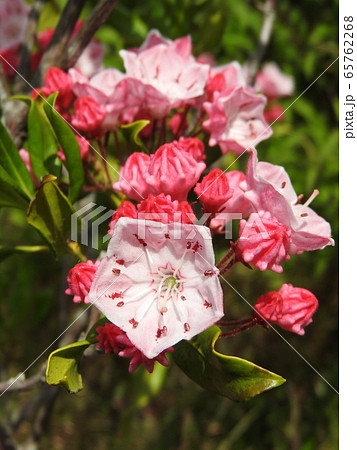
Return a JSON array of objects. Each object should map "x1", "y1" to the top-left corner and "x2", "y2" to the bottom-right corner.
[
  {"x1": 116, "y1": 301, "x2": 124, "y2": 307},
  {"x1": 184, "y1": 322, "x2": 190, "y2": 332},
  {"x1": 129, "y1": 318, "x2": 139, "y2": 328},
  {"x1": 112, "y1": 268, "x2": 121, "y2": 275},
  {"x1": 203, "y1": 300, "x2": 212, "y2": 309}
]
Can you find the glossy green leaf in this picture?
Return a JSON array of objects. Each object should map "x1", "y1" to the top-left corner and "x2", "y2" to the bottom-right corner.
[
  {"x1": 173, "y1": 326, "x2": 286, "y2": 402},
  {"x1": 86, "y1": 316, "x2": 108, "y2": 344},
  {"x1": 0, "y1": 120, "x2": 34, "y2": 199},
  {"x1": 0, "y1": 176, "x2": 29, "y2": 210},
  {"x1": 26, "y1": 174, "x2": 74, "y2": 256},
  {"x1": 121, "y1": 120, "x2": 150, "y2": 152},
  {"x1": 11, "y1": 95, "x2": 60, "y2": 181},
  {"x1": 0, "y1": 245, "x2": 48, "y2": 263},
  {"x1": 43, "y1": 93, "x2": 84, "y2": 202},
  {"x1": 46, "y1": 340, "x2": 91, "y2": 393}
]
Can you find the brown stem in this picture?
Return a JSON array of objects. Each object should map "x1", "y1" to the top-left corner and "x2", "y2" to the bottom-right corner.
[
  {"x1": 217, "y1": 317, "x2": 253, "y2": 327},
  {"x1": 62, "y1": 0, "x2": 119, "y2": 70},
  {"x1": 219, "y1": 320, "x2": 257, "y2": 338},
  {"x1": 32, "y1": 0, "x2": 86, "y2": 86},
  {"x1": 113, "y1": 130, "x2": 124, "y2": 165},
  {"x1": 245, "y1": 0, "x2": 277, "y2": 85},
  {"x1": 0, "y1": 59, "x2": 10, "y2": 111},
  {"x1": 216, "y1": 247, "x2": 235, "y2": 269},
  {"x1": 14, "y1": 0, "x2": 49, "y2": 94},
  {"x1": 97, "y1": 138, "x2": 112, "y2": 185},
  {"x1": 0, "y1": 364, "x2": 46, "y2": 395},
  {"x1": 174, "y1": 105, "x2": 191, "y2": 139}
]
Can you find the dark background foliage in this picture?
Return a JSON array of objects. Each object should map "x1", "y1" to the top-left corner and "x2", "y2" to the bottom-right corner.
[{"x1": 0, "y1": 0, "x2": 338, "y2": 448}]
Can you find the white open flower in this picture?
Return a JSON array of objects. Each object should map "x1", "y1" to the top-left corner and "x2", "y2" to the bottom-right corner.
[{"x1": 89, "y1": 217, "x2": 224, "y2": 359}]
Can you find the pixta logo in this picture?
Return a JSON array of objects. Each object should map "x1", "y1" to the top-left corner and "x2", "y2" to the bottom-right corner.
[{"x1": 71, "y1": 202, "x2": 115, "y2": 250}]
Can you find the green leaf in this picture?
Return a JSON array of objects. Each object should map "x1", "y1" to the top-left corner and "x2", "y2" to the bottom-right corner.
[
  {"x1": 26, "y1": 174, "x2": 74, "y2": 256},
  {"x1": 86, "y1": 316, "x2": 108, "y2": 344},
  {"x1": 11, "y1": 95, "x2": 60, "y2": 181},
  {"x1": 0, "y1": 245, "x2": 48, "y2": 263},
  {"x1": 173, "y1": 326, "x2": 286, "y2": 402},
  {"x1": 43, "y1": 93, "x2": 84, "y2": 202},
  {"x1": 0, "y1": 177, "x2": 29, "y2": 210},
  {"x1": 121, "y1": 120, "x2": 150, "y2": 152},
  {"x1": 46, "y1": 340, "x2": 91, "y2": 393},
  {"x1": 0, "y1": 120, "x2": 34, "y2": 199}
]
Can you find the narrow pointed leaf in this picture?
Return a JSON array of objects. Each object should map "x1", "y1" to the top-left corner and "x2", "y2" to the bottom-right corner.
[
  {"x1": 43, "y1": 93, "x2": 84, "y2": 202},
  {"x1": 173, "y1": 326, "x2": 286, "y2": 402},
  {"x1": 46, "y1": 341, "x2": 91, "y2": 393},
  {"x1": 11, "y1": 95, "x2": 60, "y2": 180},
  {"x1": 121, "y1": 120, "x2": 150, "y2": 152},
  {"x1": 0, "y1": 245, "x2": 48, "y2": 263},
  {"x1": 0, "y1": 120, "x2": 34, "y2": 199},
  {"x1": 26, "y1": 175, "x2": 74, "y2": 256}
]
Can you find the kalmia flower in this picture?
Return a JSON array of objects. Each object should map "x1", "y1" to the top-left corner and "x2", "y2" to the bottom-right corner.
[
  {"x1": 113, "y1": 152, "x2": 151, "y2": 201},
  {"x1": 209, "y1": 171, "x2": 253, "y2": 233},
  {"x1": 238, "y1": 211, "x2": 291, "y2": 273},
  {"x1": 194, "y1": 169, "x2": 233, "y2": 213},
  {"x1": 65, "y1": 260, "x2": 101, "y2": 304},
  {"x1": 96, "y1": 322, "x2": 173, "y2": 373},
  {"x1": 41, "y1": 67, "x2": 74, "y2": 109},
  {"x1": 203, "y1": 86, "x2": 272, "y2": 155},
  {"x1": 119, "y1": 29, "x2": 210, "y2": 117},
  {"x1": 108, "y1": 201, "x2": 138, "y2": 235},
  {"x1": 254, "y1": 63, "x2": 294, "y2": 100},
  {"x1": 243, "y1": 149, "x2": 334, "y2": 256},
  {"x1": 254, "y1": 284, "x2": 318, "y2": 335},
  {"x1": 137, "y1": 193, "x2": 196, "y2": 224},
  {"x1": 88, "y1": 217, "x2": 224, "y2": 359},
  {"x1": 176, "y1": 136, "x2": 206, "y2": 162},
  {"x1": 71, "y1": 97, "x2": 106, "y2": 137},
  {"x1": 146, "y1": 142, "x2": 206, "y2": 201}
]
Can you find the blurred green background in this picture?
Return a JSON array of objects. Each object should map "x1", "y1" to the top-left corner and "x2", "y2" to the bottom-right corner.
[{"x1": 0, "y1": 0, "x2": 338, "y2": 448}]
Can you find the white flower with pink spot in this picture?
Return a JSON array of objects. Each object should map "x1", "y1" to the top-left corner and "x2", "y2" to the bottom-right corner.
[{"x1": 88, "y1": 217, "x2": 224, "y2": 359}]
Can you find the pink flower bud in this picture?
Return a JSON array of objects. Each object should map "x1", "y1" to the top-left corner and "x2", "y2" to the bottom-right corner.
[
  {"x1": 19, "y1": 149, "x2": 39, "y2": 187},
  {"x1": 137, "y1": 193, "x2": 196, "y2": 224},
  {"x1": 113, "y1": 152, "x2": 151, "y2": 201},
  {"x1": 65, "y1": 260, "x2": 101, "y2": 304},
  {"x1": 177, "y1": 136, "x2": 206, "y2": 162},
  {"x1": 96, "y1": 322, "x2": 174, "y2": 373},
  {"x1": 254, "y1": 283, "x2": 318, "y2": 335},
  {"x1": 146, "y1": 142, "x2": 206, "y2": 201},
  {"x1": 194, "y1": 169, "x2": 233, "y2": 213},
  {"x1": 238, "y1": 211, "x2": 291, "y2": 273},
  {"x1": 169, "y1": 113, "x2": 188, "y2": 135},
  {"x1": 71, "y1": 97, "x2": 106, "y2": 137},
  {"x1": 42, "y1": 67, "x2": 74, "y2": 109},
  {"x1": 108, "y1": 201, "x2": 138, "y2": 235}
]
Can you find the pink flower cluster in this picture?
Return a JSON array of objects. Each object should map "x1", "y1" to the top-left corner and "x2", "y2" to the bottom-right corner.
[
  {"x1": 34, "y1": 29, "x2": 273, "y2": 156},
  {"x1": 61, "y1": 29, "x2": 334, "y2": 371}
]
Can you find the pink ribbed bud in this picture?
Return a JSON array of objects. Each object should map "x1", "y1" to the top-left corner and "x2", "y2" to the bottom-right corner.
[
  {"x1": 113, "y1": 152, "x2": 151, "y2": 201},
  {"x1": 194, "y1": 169, "x2": 233, "y2": 213},
  {"x1": 177, "y1": 137, "x2": 206, "y2": 162},
  {"x1": 96, "y1": 322, "x2": 174, "y2": 373},
  {"x1": 254, "y1": 284, "x2": 318, "y2": 335},
  {"x1": 238, "y1": 211, "x2": 291, "y2": 273},
  {"x1": 65, "y1": 260, "x2": 101, "y2": 304},
  {"x1": 146, "y1": 142, "x2": 206, "y2": 201},
  {"x1": 42, "y1": 67, "x2": 74, "y2": 109},
  {"x1": 108, "y1": 201, "x2": 138, "y2": 235},
  {"x1": 137, "y1": 193, "x2": 196, "y2": 224},
  {"x1": 71, "y1": 97, "x2": 106, "y2": 137}
]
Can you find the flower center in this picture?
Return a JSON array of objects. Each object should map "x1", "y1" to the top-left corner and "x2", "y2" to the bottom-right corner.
[{"x1": 164, "y1": 276, "x2": 177, "y2": 289}]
